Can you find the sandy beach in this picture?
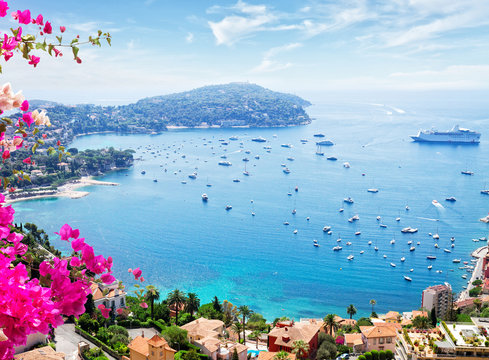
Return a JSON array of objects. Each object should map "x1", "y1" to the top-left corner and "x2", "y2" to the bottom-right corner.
[{"x1": 4, "y1": 177, "x2": 119, "y2": 204}]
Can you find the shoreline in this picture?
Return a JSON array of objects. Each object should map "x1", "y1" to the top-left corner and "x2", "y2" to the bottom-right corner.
[
  {"x1": 457, "y1": 245, "x2": 487, "y2": 301},
  {"x1": 4, "y1": 177, "x2": 119, "y2": 204}
]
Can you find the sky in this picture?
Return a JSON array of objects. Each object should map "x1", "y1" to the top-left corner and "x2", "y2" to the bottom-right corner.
[{"x1": 2, "y1": 0, "x2": 489, "y2": 104}]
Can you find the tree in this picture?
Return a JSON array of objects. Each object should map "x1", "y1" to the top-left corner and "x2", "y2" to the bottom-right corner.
[
  {"x1": 212, "y1": 296, "x2": 222, "y2": 313},
  {"x1": 385, "y1": 350, "x2": 394, "y2": 360},
  {"x1": 232, "y1": 349, "x2": 239, "y2": 360},
  {"x1": 323, "y1": 314, "x2": 339, "y2": 336},
  {"x1": 412, "y1": 316, "x2": 430, "y2": 329},
  {"x1": 85, "y1": 294, "x2": 96, "y2": 317},
  {"x1": 167, "y1": 289, "x2": 187, "y2": 325},
  {"x1": 182, "y1": 349, "x2": 200, "y2": 360},
  {"x1": 474, "y1": 299, "x2": 482, "y2": 312},
  {"x1": 161, "y1": 325, "x2": 188, "y2": 351},
  {"x1": 430, "y1": 308, "x2": 437, "y2": 327},
  {"x1": 371, "y1": 350, "x2": 379, "y2": 360},
  {"x1": 238, "y1": 305, "x2": 253, "y2": 345},
  {"x1": 369, "y1": 299, "x2": 376, "y2": 315},
  {"x1": 273, "y1": 351, "x2": 290, "y2": 360},
  {"x1": 291, "y1": 340, "x2": 309, "y2": 359},
  {"x1": 231, "y1": 322, "x2": 242, "y2": 343},
  {"x1": 146, "y1": 285, "x2": 160, "y2": 320},
  {"x1": 185, "y1": 293, "x2": 200, "y2": 317},
  {"x1": 346, "y1": 304, "x2": 357, "y2": 319},
  {"x1": 251, "y1": 330, "x2": 262, "y2": 349}
]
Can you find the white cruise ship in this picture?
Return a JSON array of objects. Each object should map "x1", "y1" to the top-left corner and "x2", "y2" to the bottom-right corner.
[{"x1": 411, "y1": 125, "x2": 480, "y2": 143}]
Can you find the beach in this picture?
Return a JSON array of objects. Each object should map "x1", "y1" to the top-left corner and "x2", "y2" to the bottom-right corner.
[{"x1": 4, "y1": 177, "x2": 119, "y2": 204}]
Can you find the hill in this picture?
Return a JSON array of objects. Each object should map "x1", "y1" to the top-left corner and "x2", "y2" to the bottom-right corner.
[{"x1": 33, "y1": 83, "x2": 311, "y2": 144}]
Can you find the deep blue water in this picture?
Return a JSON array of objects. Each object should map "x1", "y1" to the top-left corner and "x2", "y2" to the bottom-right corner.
[{"x1": 13, "y1": 97, "x2": 489, "y2": 321}]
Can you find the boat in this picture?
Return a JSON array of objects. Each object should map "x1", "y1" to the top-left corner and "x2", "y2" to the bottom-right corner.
[
  {"x1": 390, "y1": 239, "x2": 395, "y2": 244},
  {"x1": 427, "y1": 255, "x2": 437, "y2": 260},
  {"x1": 428, "y1": 265, "x2": 433, "y2": 270},
  {"x1": 225, "y1": 205, "x2": 232, "y2": 210},
  {"x1": 314, "y1": 243, "x2": 320, "y2": 247},
  {"x1": 343, "y1": 162, "x2": 351, "y2": 168},
  {"x1": 339, "y1": 208, "x2": 344, "y2": 213},
  {"x1": 376, "y1": 216, "x2": 381, "y2": 221},
  {"x1": 242, "y1": 158, "x2": 249, "y2": 162},
  {"x1": 346, "y1": 241, "x2": 352, "y2": 246},
  {"x1": 327, "y1": 156, "x2": 337, "y2": 161},
  {"x1": 292, "y1": 209, "x2": 296, "y2": 215},
  {"x1": 188, "y1": 172, "x2": 197, "y2": 179},
  {"x1": 453, "y1": 259, "x2": 461, "y2": 263},
  {"x1": 404, "y1": 276, "x2": 412, "y2": 281},
  {"x1": 343, "y1": 197, "x2": 354, "y2": 204},
  {"x1": 323, "y1": 226, "x2": 332, "y2": 232},
  {"x1": 410, "y1": 268, "x2": 414, "y2": 272},
  {"x1": 380, "y1": 224, "x2": 387, "y2": 228},
  {"x1": 355, "y1": 231, "x2": 361, "y2": 236},
  {"x1": 433, "y1": 233, "x2": 439, "y2": 240},
  {"x1": 281, "y1": 144, "x2": 292, "y2": 148},
  {"x1": 367, "y1": 189, "x2": 379, "y2": 193},
  {"x1": 396, "y1": 217, "x2": 401, "y2": 222},
  {"x1": 287, "y1": 157, "x2": 295, "y2": 161},
  {"x1": 300, "y1": 139, "x2": 308, "y2": 143},
  {"x1": 445, "y1": 197, "x2": 457, "y2": 202},
  {"x1": 243, "y1": 171, "x2": 250, "y2": 176},
  {"x1": 383, "y1": 255, "x2": 387, "y2": 258},
  {"x1": 481, "y1": 190, "x2": 489, "y2": 195},
  {"x1": 407, "y1": 240, "x2": 412, "y2": 245},
  {"x1": 233, "y1": 179, "x2": 240, "y2": 182},
  {"x1": 374, "y1": 247, "x2": 379, "y2": 251},
  {"x1": 293, "y1": 229, "x2": 298, "y2": 234},
  {"x1": 400, "y1": 257, "x2": 405, "y2": 262},
  {"x1": 202, "y1": 194, "x2": 208, "y2": 202},
  {"x1": 368, "y1": 241, "x2": 372, "y2": 245},
  {"x1": 283, "y1": 168, "x2": 291, "y2": 174},
  {"x1": 295, "y1": 186, "x2": 299, "y2": 192},
  {"x1": 360, "y1": 250, "x2": 364, "y2": 254},
  {"x1": 229, "y1": 136, "x2": 239, "y2": 140},
  {"x1": 409, "y1": 247, "x2": 416, "y2": 251},
  {"x1": 141, "y1": 170, "x2": 146, "y2": 175},
  {"x1": 461, "y1": 170, "x2": 474, "y2": 175},
  {"x1": 401, "y1": 227, "x2": 418, "y2": 233},
  {"x1": 316, "y1": 140, "x2": 334, "y2": 146},
  {"x1": 251, "y1": 137, "x2": 267, "y2": 142},
  {"x1": 153, "y1": 179, "x2": 158, "y2": 182},
  {"x1": 283, "y1": 222, "x2": 290, "y2": 225},
  {"x1": 390, "y1": 263, "x2": 396, "y2": 267},
  {"x1": 333, "y1": 246, "x2": 342, "y2": 251},
  {"x1": 314, "y1": 133, "x2": 325, "y2": 138},
  {"x1": 444, "y1": 249, "x2": 452, "y2": 253},
  {"x1": 218, "y1": 161, "x2": 232, "y2": 166},
  {"x1": 347, "y1": 255, "x2": 354, "y2": 261},
  {"x1": 410, "y1": 125, "x2": 481, "y2": 143},
  {"x1": 255, "y1": 155, "x2": 260, "y2": 160}
]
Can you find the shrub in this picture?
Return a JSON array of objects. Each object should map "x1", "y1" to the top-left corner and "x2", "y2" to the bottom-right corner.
[
  {"x1": 469, "y1": 287, "x2": 482, "y2": 297},
  {"x1": 379, "y1": 350, "x2": 386, "y2": 360},
  {"x1": 108, "y1": 325, "x2": 129, "y2": 337},
  {"x1": 364, "y1": 352, "x2": 372, "y2": 360},
  {"x1": 110, "y1": 333, "x2": 129, "y2": 346},
  {"x1": 371, "y1": 349, "x2": 379, "y2": 360},
  {"x1": 418, "y1": 345, "x2": 425, "y2": 351},
  {"x1": 485, "y1": 340, "x2": 489, "y2": 347},
  {"x1": 96, "y1": 328, "x2": 111, "y2": 344},
  {"x1": 473, "y1": 280, "x2": 483, "y2": 286},
  {"x1": 337, "y1": 345, "x2": 351, "y2": 355},
  {"x1": 385, "y1": 350, "x2": 393, "y2": 360},
  {"x1": 358, "y1": 356, "x2": 366, "y2": 360}
]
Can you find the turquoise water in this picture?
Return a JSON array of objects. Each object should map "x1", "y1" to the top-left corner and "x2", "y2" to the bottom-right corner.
[{"x1": 13, "y1": 96, "x2": 489, "y2": 320}]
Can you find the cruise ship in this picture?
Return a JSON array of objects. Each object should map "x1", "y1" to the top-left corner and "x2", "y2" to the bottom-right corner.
[{"x1": 411, "y1": 125, "x2": 480, "y2": 143}]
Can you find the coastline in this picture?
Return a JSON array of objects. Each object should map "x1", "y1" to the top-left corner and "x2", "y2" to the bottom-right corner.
[
  {"x1": 4, "y1": 177, "x2": 119, "y2": 205},
  {"x1": 457, "y1": 245, "x2": 487, "y2": 301}
]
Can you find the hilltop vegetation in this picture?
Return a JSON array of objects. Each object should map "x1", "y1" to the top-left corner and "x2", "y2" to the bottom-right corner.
[{"x1": 28, "y1": 83, "x2": 311, "y2": 144}]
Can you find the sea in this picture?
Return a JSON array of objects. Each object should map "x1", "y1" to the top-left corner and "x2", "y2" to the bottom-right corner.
[{"x1": 12, "y1": 92, "x2": 489, "y2": 321}]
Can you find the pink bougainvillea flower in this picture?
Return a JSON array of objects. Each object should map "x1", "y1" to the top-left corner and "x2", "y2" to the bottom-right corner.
[
  {"x1": 43, "y1": 21, "x2": 52, "y2": 34},
  {"x1": 2, "y1": 150, "x2": 10, "y2": 160},
  {"x1": 14, "y1": 26, "x2": 22, "y2": 41},
  {"x1": 76, "y1": 57, "x2": 82, "y2": 64},
  {"x1": 2, "y1": 34, "x2": 17, "y2": 51},
  {"x1": 22, "y1": 157, "x2": 31, "y2": 164},
  {"x1": 28, "y1": 55, "x2": 40, "y2": 67},
  {"x1": 70, "y1": 256, "x2": 81, "y2": 267},
  {"x1": 128, "y1": 268, "x2": 132, "y2": 273},
  {"x1": 53, "y1": 48, "x2": 62, "y2": 57},
  {"x1": 140, "y1": 302, "x2": 148, "y2": 309},
  {"x1": 71, "y1": 237, "x2": 86, "y2": 252},
  {"x1": 3, "y1": 51, "x2": 13, "y2": 61},
  {"x1": 100, "y1": 272, "x2": 116, "y2": 284},
  {"x1": 20, "y1": 100, "x2": 29, "y2": 111},
  {"x1": 57, "y1": 140, "x2": 61, "y2": 146},
  {"x1": 56, "y1": 224, "x2": 80, "y2": 241},
  {"x1": 116, "y1": 308, "x2": 124, "y2": 315},
  {"x1": 22, "y1": 112, "x2": 34, "y2": 127},
  {"x1": 140, "y1": 277, "x2": 145, "y2": 282},
  {"x1": 0, "y1": 1, "x2": 9, "y2": 17},
  {"x1": 98, "y1": 304, "x2": 111, "y2": 318},
  {"x1": 132, "y1": 267, "x2": 142, "y2": 280},
  {"x1": 8, "y1": 187, "x2": 15, "y2": 192},
  {"x1": 60, "y1": 26, "x2": 66, "y2": 33},
  {"x1": 13, "y1": 136, "x2": 23, "y2": 149},
  {"x1": 42, "y1": 134, "x2": 47, "y2": 139},
  {"x1": 35, "y1": 14, "x2": 43, "y2": 25},
  {"x1": 13, "y1": 9, "x2": 31, "y2": 24}
]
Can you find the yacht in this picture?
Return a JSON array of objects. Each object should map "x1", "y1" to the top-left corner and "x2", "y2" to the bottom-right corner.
[
  {"x1": 343, "y1": 162, "x2": 351, "y2": 168},
  {"x1": 344, "y1": 197, "x2": 354, "y2": 204},
  {"x1": 327, "y1": 156, "x2": 338, "y2": 161},
  {"x1": 390, "y1": 239, "x2": 396, "y2": 244},
  {"x1": 141, "y1": 170, "x2": 146, "y2": 175},
  {"x1": 453, "y1": 259, "x2": 461, "y2": 263},
  {"x1": 401, "y1": 227, "x2": 418, "y2": 233},
  {"x1": 404, "y1": 276, "x2": 412, "y2": 281},
  {"x1": 281, "y1": 144, "x2": 292, "y2": 148},
  {"x1": 376, "y1": 216, "x2": 381, "y2": 221},
  {"x1": 225, "y1": 205, "x2": 232, "y2": 210},
  {"x1": 409, "y1": 247, "x2": 416, "y2": 251},
  {"x1": 347, "y1": 255, "x2": 354, "y2": 261},
  {"x1": 390, "y1": 263, "x2": 396, "y2": 267},
  {"x1": 367, "y1": 189, "x2": 379, "y2": 193},
  {"x1": 292, "y1": 209, "x2": 296, "y2": 215},
  {"x1": 287, "y1": 157, "x2": 295, "y2": 161},
  {"x1": 427, "y1": 255, "x2": 437, "y2": 260},
  {"x1": 445, "y1": 197, "x2": 457, "y2": 202},
  {"x1": 283, "y1": 168, "x2": 291, "y2": 174},
  {"x1": 314, "y1": 133, "x2": 325, "y2": 137},
  {"x1": 251, "y1": 137, "x2": 267, "y2": 142},
  {"x1": 283, "y1": 221, "x2": 290, "y2": 225},
  {"x1": 462, "y1": 274, "x2": 467, "y2": 279},
  {"x1": 201, "y1": 194, "x2": 208, "y2": 202},
  {"x1": 400, "y1": 257, "x2": 405, "y2": 262},
  {"x1": 323, "y1": 226, "x2": 332, "y2": 232},
  {"x1": 428, "y1": 265, "x2": 433, "y2": 270},
  {"x1": 360, "y1": 250, "x2": 365, "y2": 254},
  {"x1": 380, "y1": 224, "x2": 387, "y2": 228},
  {"x1": 444, "y1": 249, "x2": 452, "y2": 253},
  {"x1": 333, "y1": 246, "x2": 342, "y2": 251},
  {"x1": 410, "y1": 125, "x2": 481, "y2": 143},
  {"x1": 339, "y1": 208, "x2": 344, "y2": 213},
  {"x1": 218, "y1": 161, "x2": 232, "y2": 166},
  {"x1": 481, "y1": 190, "x2": 489, "y2": 195},
  {"x1": 433, "y1": 233, "x2": 439, "y2": 240},
  {"x1": 316, "y1": 140, "x2": 334, "y2": 146},
  {"x1": 396, "y1": 217, "x2": 401, "y2": 222},
  {"x1": 368, "y1": 241, "x2": 372, "y2": 245},
  {"x1": 346, "y1": 242, "x2": 352, "y2": 246},
  {"x1": 293, "y1": 229, "x2": 298, "y2": 234},
  {"x1": 188, "y1": 172, "x2": 197, "y2": 179},
  {"x1": 355, "y1": 231, "x2": 361, "y2": 236},
  {"x1": 233, "y1": 179, "x2": 240, "y2": 183},
  {"x1": 153, "y1": 179, "x2": 158, "y2": 182},
  {"x1": 461, "y1": 170, "x2": 474, "y2": 175}
]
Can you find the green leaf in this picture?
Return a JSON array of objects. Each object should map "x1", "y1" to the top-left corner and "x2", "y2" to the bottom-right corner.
[
  {"x1": 2, "y1": 117, "x2": 12, "y2": 125},
  {"x1": 65, "y1": 152, "x2": 71, "y2": 156},
  {"x1": 32, "y1": 143, "x2": 38, "y2": 154},
  {"x1": 71, "y1": 38, "x2": 79, "y2": 44},
  {"x1": 58, "y1": 153, "x2": 62, "y2": 161},
  {"x1": 37, "y1": 139, "x2": 45, "y2": 145},
  {"x1": 98, "y1": 30, "x2": 102, "y2": 37},
  {"x1": 58, "y1": 145, "x2": 65, "y2": 151},
  {"x1": 3, "y1": 177, "x2": 9, "y2": 189},
  {"x1": 22, "y1": 44, "x2": 29, "y2": 59},
  {"x1": 48, "y1": 44, "x2": 54, "y2": 56},
  {"x1": 22, "y1": 34, "x2": 36, "y2": 42},
  {"x1": 72, "y1": 46, "x2": 79, "y2": 59},
  {"x1": 106, "y1": 37, "x2": 111, "y2": 46},
  {"x1": 56, "y1": 36, "x2": 62, "y2": 44},
  {"x1": 23, "y1": 175, "x2": 31, "y2": 182},
  {"x1": 33, "y1": 127, "x2": 39, "y2": 135},
  {"x1": 0, "y1": 64, "x2": 2, "y2": 74}
]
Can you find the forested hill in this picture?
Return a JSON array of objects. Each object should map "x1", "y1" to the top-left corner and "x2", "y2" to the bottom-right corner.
[{"x1": 31, "y1": 83, "x2": 311, "y2": 144}]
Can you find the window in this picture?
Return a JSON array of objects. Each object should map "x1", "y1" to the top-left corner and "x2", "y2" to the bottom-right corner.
[
  {"x1": 160, "y1": 352, "x2": 163, "y2": 356},
  {"x1": 152, "y1": 351, "x2": 154, "y2": 356},
  {"x1": 121, "y1": 297, "x2": 125, "y2": 306},
  {"x1": 379, "y1": 338, "x2": 384, "y2": 344},
  {"x1": 387, "y1": 337, "x2": 392, "y2": 344},
  {"x1": 373, "y1": 339, "x2": 376, "y2": 345}
]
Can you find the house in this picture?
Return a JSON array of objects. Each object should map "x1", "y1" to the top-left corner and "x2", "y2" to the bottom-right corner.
[
  {"x1": 359, "y1": 324, "x2": 398, "y2": 352},
  {"x1": 257, "y1": 352, "x2": 296, "y2": 360},
  {"x1": 380, "y1": 311, "x2": 401, "y2": 323},
  {"x1": 268, "y1": 320, "x2": 321, "y2": 358},
  {"x1": 180, "y1": 317, "x2": 225, "y2": 342},
  {"x1": 194, "y1": 339, "x2": 247, "y2": 360},
  {"x1": 90, "y1": 280, "x2": 126, "y2": 311},
  {"x1": 344, "y1": 333, "x2": 364, "y2": 353},
  {"x1": 8, "y1": 331, "x2": 48, "y2": 355},
  {"x1": 125, "y1": 334, "x2": 176, "y2": 360},
  {"x1": 14, "y1": 346, "x2": 65, "y2": 360}
]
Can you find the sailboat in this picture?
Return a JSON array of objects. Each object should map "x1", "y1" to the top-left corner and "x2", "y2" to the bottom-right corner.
[
  {"x1": 315, "y1": 145, "x2": 324, "y2": 156},
  {"x1": 243, "y1": 162, "x2": 250, "y2": 176}
]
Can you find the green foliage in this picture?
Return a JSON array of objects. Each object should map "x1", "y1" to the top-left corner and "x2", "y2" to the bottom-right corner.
[
  {"x1": 232, "y1": 349, "x2": 239, "y2": 360},
  {"x1": 178, "y1": 312, "x2": 194, "y2": 326},
  {"x1": 371, "y1": 350, "x2": 379, "y2": 360},
  {"x1": 441, "y1": 322, "x2": 457, "y2": 344},
  {"x1": 469, "y1": 287, "x2": 482, "y2": 297},
  {"x1": 456, "y1": 313, "x2": 472, "y2": 322},
  {"x1": 182, "y1": 349, "x2": 201, "y2": 360},
  {"x1": 385, "y1": 350, "x2": 393, "y2": 360},
  {"x1": 84, "y1": 347, "x2": 107, "y2": 360},
  {"x1": 198, "y1": 303, "x2": 223, "y2": 320},
  {"x1": 318, "y1": 333, "x2": 335, "y2": 347},
  {"x1": 412, "y1": 316, "x2": 431, "y2": 329},
  {"x1": 337, "y1": 345, "x2": 351, "y2": 355},
  {"x1": 272, "y1": 316, "x2": 290, "y2": 327},
  {"x1": 430, "y1": 308, "x2": 437, "y2": 327},
  {"x1": 364, "y1": 352, "x2": 372, "y2": 360},
  {"x1": 356, "y1": 318, "x2": 373, "y2": 326},
  {"x1": 358, "y1": 356, "x2": 366, "y2": 360},
  {"x1": 379, "y1": 350, "x2": 386, "y2": 360},
  {"x1": 110, "y1": 334, "x2": 129, "y2": 346},
  {"x1": 79, "y1": 313, "x2": 99, "y2": 334},
  {"x1": 96, "y1": 328, "x2": 111, "y2": 344},
  {"x1": 248, "y1": 312, "x2": 268, "y2": 331},
  {"x1": 107, "y1": 325, "x2": 129, "y2": 337},
  {"x1": 480, "y1": 307, "x2": 489, "y2": 318},
  {"x1": 473, "y1": 280, "x2": 483, "y2": 286},
  {"x1": 161, "y1": 325, "x2": 188, "y2": 351}
]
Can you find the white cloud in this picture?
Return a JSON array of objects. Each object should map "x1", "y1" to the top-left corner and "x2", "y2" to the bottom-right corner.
[
  {"x1": 250, "y1": 42, "x2": 302, "y2": 73},
  {"x1": 186, "y1": 32, "x2": 194, "y2": 43}
]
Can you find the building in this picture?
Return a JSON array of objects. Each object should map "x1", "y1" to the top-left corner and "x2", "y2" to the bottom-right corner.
[
  {"x1": 401, "y1": 310, "x2": 429, "y2": 326},
  {"x1": 379, "y1": 311, "x2": 401, "y2": 324},
  {"x1": 180, "y1": 317, "x2": 225, "y2": 343},
  {"x1": 90, "y1": 280, "x2": 126, "y2": 311},
  {"x1": 257, "y1": 352, "x2": 296, "y2": 360},
  {"x1": 359, "y1": 324, "x2": 398, "y2": 352},
  {"x1": 268, "y1": 320, "x2": 321, "y2": 358},
  {"x1": 344, "y1": 333, "x2": 364, "y2": 353},
  {"x1": 14, "y1": 346, "x2": 65, "y2": 360},
  {"x1": 125, "y1": 334, "x2": 176, "y2": 360},
  {"x1": 421, "y1": 283, "x2": 452, "y2": 319}
]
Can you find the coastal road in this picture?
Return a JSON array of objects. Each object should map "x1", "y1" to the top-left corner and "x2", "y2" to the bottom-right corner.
[
  {"x1": 54, "y1": 323, "x2": 116, "y2": 360},
  {"x1": 458, "y1": 246, "x2": 487, "y2": 301}
]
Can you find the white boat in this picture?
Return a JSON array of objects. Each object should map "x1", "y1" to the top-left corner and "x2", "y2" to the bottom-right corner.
[
  {"x1": 251, "y1": 137, "x2": 267, "y2": 142},
  {"x1": 360, "y1": 250, "x2": 364, "y2": 254},
  {"x1": 462, "y1": 274, "x2": 467, "y2": 279},
  {"x1": 233, "y1": 179, "x2": 240, "y2": 183},
  {"x1": 314, "y1": 133, "x2": 325, "y2": 137},
  {"x1": 355, "y1": 231, "x2": 361, "y2": 236},
  {"x1": 433, "y1": 233, "x2": 439, "y2": 240},
  {"x1": 323, "y1": 226, "x2": 332, "y2": 232},
  {"x1": 333, "y1": 246, "x2": 342, "y2": 251},
  {"x1": 390, "y1": 263, "x2": 396, "y2": 267},
  {"x1": 218, "y1": 161, "x2": 232, "y2": 166},
  {"x1": 401, "y1": 227, "x2": 418, "y2": 233},
  {"x1": 347, "y1": 255, "x2": 354, "y2": 261},
  {"x1": 346, "y1": 242, "x2": 352, "y2": 246},
  {"x1": 374, "y1": 247, "x2": 379, "y2": 251},
  {"x1": 281, "y1": 144, "x2": 292, "y2": 148},
  {"x1": 283, "y1": 168, "x2": 291, "y2": 174},
  {"x1": 292, "y1": 209, "x2": 296, "y2": 215},
  {"x1": 283, "y1": 221, "x2": 290, "y2": 225},
  {"x1": 390, "y1": 239, "x2": 396, "y2": 244},
  {"x1": 427, "y1": 255, "x2": 437, "y2": 260},
  {"x1": 368, "y1": 241, "x2": 372, "y2": 245},
  {"x1": 225, "y1": 205, "x2": 232, "y2": 210},
  {"x1": 293, "y1": 229, "x2": 298, "y2": 234},
  {"x1": 400, "y1": 257, "x2": 405, "y2": 262},
  {"x1": 376, "y1": 216, "x2": 381, "y2": 221},
  {"x1": 339, "y1": 208, "x2": 344, "y2": 212},
  {"x1": 380, "y1": 224, "x2": 387, "y2": 228},
  {"x1": 410, "y1": 268, "x2": 414, "y2": 272},
  {"x1": 407, "y1": 240, "x2": 412, "y2": 245},
  {"x1": 404, "y1": 276, "x2": 412, "y2": 281},
  {"x1": 444, "y1": 249, "x2": 451, "y2": 253},
  {"x1": 428, "y1": 265, "x2": 433, "y2": 270},
  {"x1": 461, "y1": 170, "x2": 474, "y2": 175},
  {"x1": 343, "y1": 197, "x2": 354, "y2": 204},
  {"x1": 453, "y1": 259, "x2": 461, "y2": 263},
  {"x1": 343, "y1": 162, "x2": 351, "y2": 168},
  {"x1": 411, "y1": 125, "x2": 481, "y2": 143},
  {"x1": 396, "y1": 217, "x2": 401, "y2": 222},
  {"x1": 367, "y1": 188, "x2": 379, "y2": 193},
  {"x1": 383, "y1": 254, "x2": 387, "y2": 258},
  {"x1": 202, "y1": 194, "x2": 208, "y2": 202},
  {"x1": 409, "y1": 247, "x2": 416, "y2": 251},
  {"x1": 316, "y1": 140, "x2": 334, "y2": 146}
]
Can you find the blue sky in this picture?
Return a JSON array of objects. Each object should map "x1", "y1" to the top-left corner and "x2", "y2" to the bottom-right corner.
[{"x1": 3, "y1": 0, "x2": 489, "y2": 104}]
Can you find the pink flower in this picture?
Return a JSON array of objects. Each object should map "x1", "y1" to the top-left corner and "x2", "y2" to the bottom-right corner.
[
  {"x1": 127, "y1": 268, "x2": 132, "y2": 273},
  {"x1": 13, "y1": 9, "x2": 31, "y2": 24},
  {"x1": 2, "y1": 150, "x2": 10, "y2": 160},
  {"x1": 53, "y1": 48, "x2": 62, "y2": 57},
  {"x1": 100, "y1": 273, "x2": 116, "y2": 284},
  {"x1": 60, "y1": 26, "x2": 66, "y2": 33},
  {"x1": 28, "y1": 55, "x2": 40, "y2": 68},
  {"x1": 2, "y1": 34, "x2": 17, "y2": 51},
  {"x1": 20, "y1": 100, "x2": 29, "y2": 111},
  {"x1": 140, "y1": 276, "x2": 145, "y2": 282},
  {"x1": 70, "y1": 256, "x2": 81, "y2": 267},
  {"x1": 98, "y1": 304, "x2": 111, "y2": 318},
  {"x1": 116, "y1": 308, "x2": 124, "y2": 315},
  {"x1": 140, "y1": 302, "x2": 148, "y2": 309},
  {"x1": 22, "y1": 112, "x2": 34, "y2": 127},
  {"x1": 0, "y1": 1, "x2": 9, "y2": 17},
  {"x1": 22, "y1": 157, "x2": 31, "y2": 164},
  {"x1": 14, "y1": 27, "x2": 22, "y2": 41},
  {"x1": 43, "y1": 21, "x2": 52, "y2": 34},
  {"x1": 132, "y1": 267, "x2": 142, "y2": 280},
  {"x1": 3, "y1": 51, "x2": 13, "y2": 61},
  {"x1": 71, "y1": 237, "x2": 86, "y2": 252},
  {"x1": 56, "y1": 224, "x2": 79, "y2": 241},
  {"x1": 35, "y1": 14, "x2": 43, "y2": 25}
]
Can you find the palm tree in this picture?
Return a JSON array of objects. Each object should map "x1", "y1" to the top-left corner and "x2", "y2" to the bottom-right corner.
[
  {"x1": 231, "y1": 322, "x2": 242, "y2": 343},
  {"x1": 238, "y1": 305, "x2": 253, "y2": 345},
  {"x1": 291, "y1": 340, "x2": 310, "y2": 359},
  {"x1": 145, "y1": 285, "x2": 160, "y2": 320},
  {"x1": 185, "y1": 292, "x2": 200, "y2": 316},
  {"x1": 251, "y1": 330, "x2": 262, "y2": 349},
  {"x1": 346, "y1": 304, "x2": 357, "y2": 319},
  {"x1": 167, "y1": 289, "x2": 187, "y2": 325},
  {"x1": 412, "y1": 316, "x2": 430, "y2": 329},
  {"x1": 323, "y1": 314, "x2": 339, "y2": 336},
  {"x1": 273, "y1": 351, "x2": 290, "y2": 360},
  {"x1": 474, "y1": 298, "x2": 482, "y2": 312},
  {"x1": 369, "y1": 299, "x2": 376, "y2": 315}
]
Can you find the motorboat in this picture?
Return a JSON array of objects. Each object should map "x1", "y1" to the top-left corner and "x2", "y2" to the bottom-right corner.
[
  {"x1": 339, "y1": 208, "x2": 344, "y2": 213},
  {"x1": 225, "y1": 205, "x2": 232, "y2": 210},
  {"x1": 355, "y1": 231, "x2": 361, "y2": 236},
  {"x1": 218, "y1": 161, "x2": 232, "y2": 166},
  {"x1": 344, "y1": 197, "x2": 354, "y2": 204},
  {"x1": 453, "y1": 259, "x2": 461, "y2": 263},
  {"x1": 428, "y1": 265, "x2": 433, "y2": 270},
  {"x1": 141, "y1": 170, "x2": 146, "y2": 175},
  {"x1": 347, "y1": 255, "x2": 354, "y2": 261},
  {"x1": 380, "y1": 224, "x2": 387, "y2": 228},
  {"x1": 401, "y1": 257, "x2": 406, "y2": 262},
  {"x1": 189, "y1": 172, "x2": 197, "y2": 179},
  {"x1": 461, "y1": 170, "x2": 474, "y2": 175},
  {"x1": 390, "y1": 239, "x2": 396, "y2": 244},
  {"x1": 281, "y1": 144, "x2": 292, "y2": 148},
  {"x1": 283, "y1": 168, "x2": 291, "y2": 174},
  {"x1": 292, "y1": 209, "x2": 296, "y2": 215},
  {"x1": 323, "y1": 226, "x2": 332, "y2": 232},
  {"x1": 202, "y1": 194, "x2": 208, "y2": 202},
  {"x1": 376, "y1": 216, "x2": 381, "y2": 221},
  {"x1": 444, "y1": 249, "x2": 452, "y2": 253},
  {"x1": 346, "y1": 242, "x2": 352, "y2": 246},
  {"x1": 368, "y1": 241, "x2": 372, "y2": 245},
  {"x1": 367, "y1": 189, "x2": 379, "y2": 193},
  {"x1": 360, "y1": 250, "x2": 364, "y2": 254},
  {"x1": 390, "y1": 263, "x2": 396, "y2": 267},
  {"x1": 316, "y1": 140, "x2": 334, "y2": 146},
  {"x1": 333, "y1": 246, "x2": 342, "y2": 251},
  {"x1": 462, "y1": 274, "x2": 467, "y2": 279},
  {"x1": 343, "y1": 162, "x2": 351, "y2": 168},
  {"x1": 396, "y1": 217, "x2": 401, "y2": 222},
  {"x1": 427, "y1": 255, "x2": 437, "y2": 260},
  {"x1": 409, "y1": 247, "x2": 416, "y2": 251},
  {"x1": 433, "y1": 233, "x2": 439, "y2": 239},
  {"x1": 327, "y1": 156, "x2": 337, "y2": 161},
  {"x1": 404, "y1": 276, "x2": 412, "y2": 281},
  {"x1": 293, "y1": 229, "x2": 298, "y2": 234},
  {"x1": 314, "y1": 133, "x2": 325, "y2": 137},
  {"x1": 445, "y1": 197, "x2": 456, "y2": 202},
  {"x1": 252, "y1": 137, "x2": 267, "y2": 142},
  {"x1": 401, "y1": 227, "x2": 418, "y2": 233},
  {"x1": 233, "y1": 179, "x2": 240, "y2": 182},
  {"x1": 283, "y1": 221, "x2": 290, "y2": 225}
]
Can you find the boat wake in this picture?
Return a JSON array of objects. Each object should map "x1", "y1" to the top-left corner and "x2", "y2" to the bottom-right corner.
[{"x1": 416, "y1": 216, "x2": 440, "y2": 222}]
